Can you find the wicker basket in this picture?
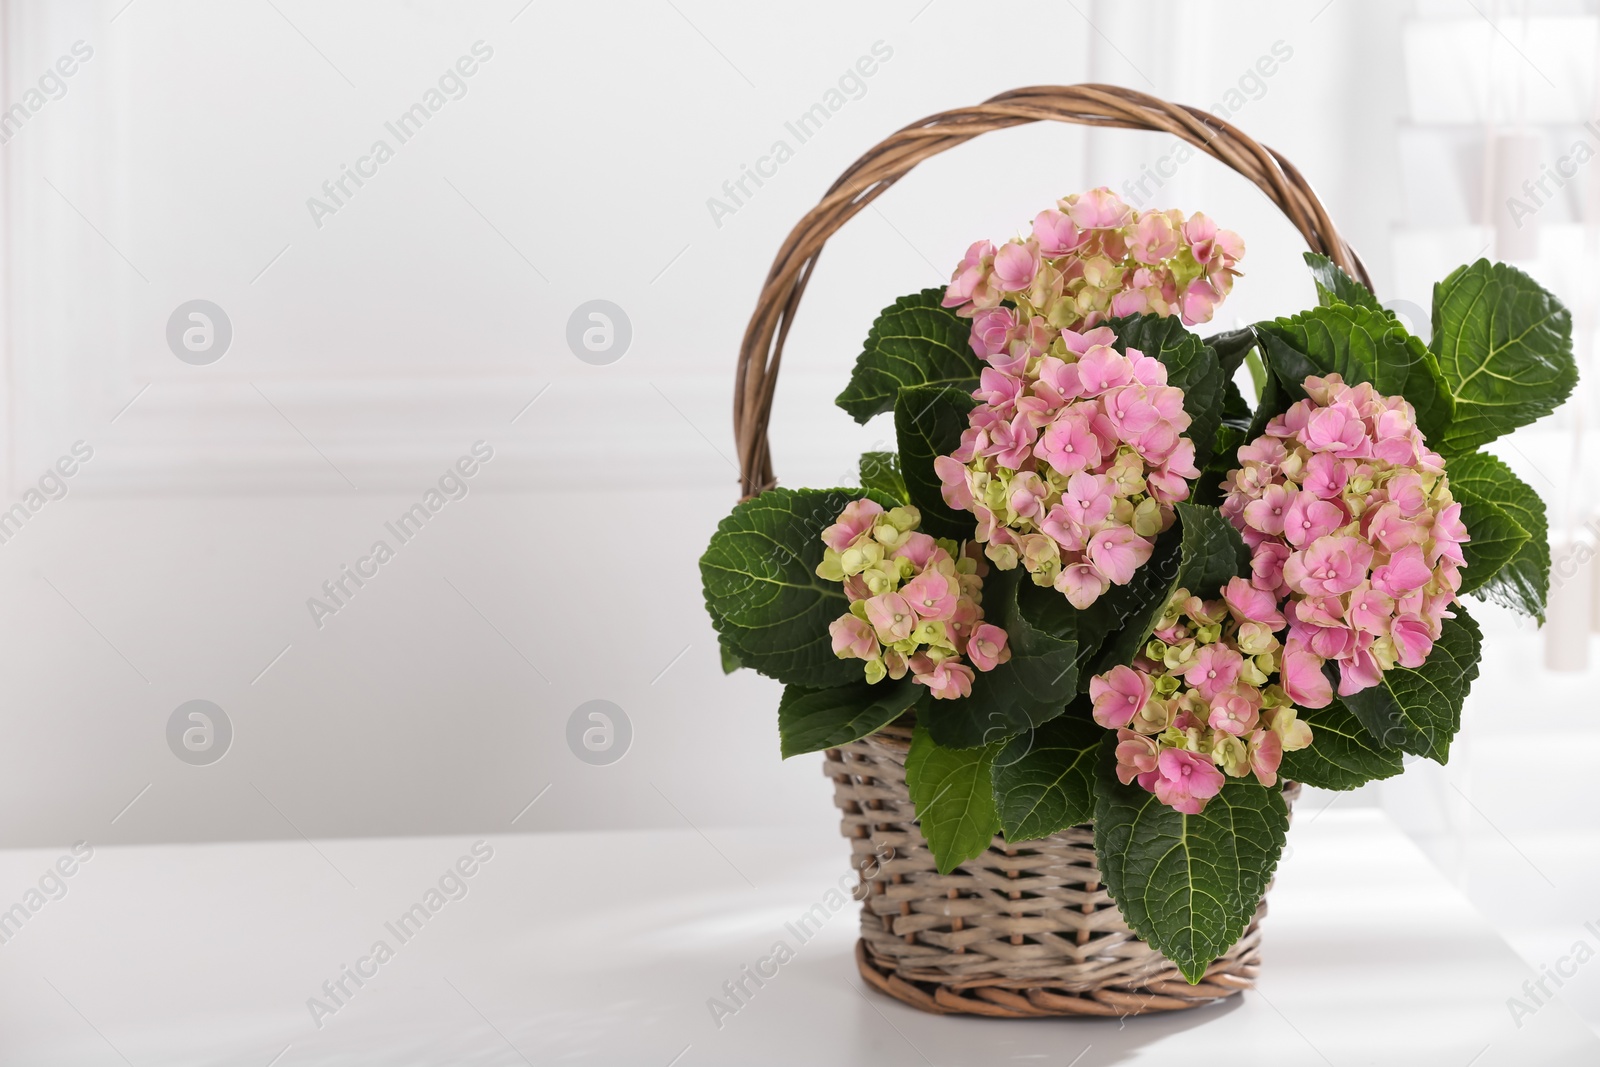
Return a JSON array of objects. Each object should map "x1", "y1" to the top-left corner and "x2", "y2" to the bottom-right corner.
[
  {"x1": 827, "y1": 721, "x2": 1300, "y2": 1016},
  {"x1": 732, "y1": 84, "x2": 1356, "y2": 1016}
]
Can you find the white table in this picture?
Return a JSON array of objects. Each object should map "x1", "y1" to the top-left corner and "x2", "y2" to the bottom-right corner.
[{"x1": 0, "y1": 810, "x2": 1594, "y2": 1065}]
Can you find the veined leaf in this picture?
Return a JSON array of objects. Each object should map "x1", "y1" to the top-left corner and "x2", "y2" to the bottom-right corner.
[
  {"x1": 1257, "y1": 303, "x2": 1452, "y2": 444},
  {"x1": 778, "y1": 679, "x2": 920, "y2": 758},
  {"x1": 1303, "y1": 251, "x2": 1381, "y2": 310},
  {"x1": 700, "y1": 487, "x2": 895, "y2": 687},
  {"x1": 836, "y1": 289, "x2": 982, "y2": 423},
  {"x1": 1279, "y1": 699, "x2": 1405, "y2": 791},
  {"x1": 1430, "y1": 260, "x2": 1576, "y2": 455},
  {"x1": 1339, "y1": 606, "x2": 1482, "y2": 761},
  {"x1": 906, "y1": 723, "x2": 1001, "y2": 874},
  {"x1": 858, "y1": 450, "x2": 908, "y2": 504},
  {"x1": 992, "y1": 709, "x2": 1101, "y2": 841},
  {"x1": 894, "y1": 384, "x2": 978, "y2": 540},
  {"x1": 1094, "y1": 736, "x2": 1290, "y2": 984},
  {"x1": 1448, "y1": 451, "x2": 1549, "y2": 622}
]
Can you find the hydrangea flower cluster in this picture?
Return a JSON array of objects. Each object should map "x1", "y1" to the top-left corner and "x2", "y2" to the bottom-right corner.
[
  {"x1": 1220, "y1": 374, "x2": 1469, "y2": 705},
  {"x1": 1092, "y1": 578, "x2": 1314, "y2": 814},
  {"x1": 817, "y1": 499, "x2": 1011, "y2": 700},
  {"x1": 933, "y1": 327, "x2": 1202, "y2": 609},
  {"x1": 941, "y1": 187, "x2": 1245, "y2": 330}
]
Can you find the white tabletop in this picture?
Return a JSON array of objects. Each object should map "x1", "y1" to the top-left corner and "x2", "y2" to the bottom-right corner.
[{"x1": 0, "y1": 809, "x2": 1594, "y2": 1066}]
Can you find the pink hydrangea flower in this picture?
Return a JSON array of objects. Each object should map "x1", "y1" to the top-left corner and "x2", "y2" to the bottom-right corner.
[
  {"x1": 1149, "y1": 749, "x2": 1226, "y2": 815},
  {"x1": 967, "y1": 623, "x2": 1011, "y2": 672},
  {"x1": 933, "y1": 191, "x2": 1243, "y2": 611},
  {"x1": 817, "y1": 501, "x2": 1009, "y2": 701},
  {"x1": 1091, "y1": 664, "x2": 1153, "y2": 729},
  {"x1": 1221, "y1": 374, "x2": 1468, "y2": 700}
]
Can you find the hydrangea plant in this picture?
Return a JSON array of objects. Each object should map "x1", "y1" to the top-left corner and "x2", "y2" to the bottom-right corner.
[{"x1": 700, "y1": 188, "x2": 1575, "y2": 983}]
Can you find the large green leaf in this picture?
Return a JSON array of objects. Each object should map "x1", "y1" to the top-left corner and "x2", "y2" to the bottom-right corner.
[
  {"x1": 1339, "y1": 607, "x2": 1482, "y2": 761},
  {"x1": 778, "y1": 679, "x2": 920, "y2": 758},
  {"x1": 1430, "y1": 260, "x2": 1577, "y2": 455},
  {"x1": 700, "y1": 487, "x2": 893, "y2": 687},
  {"x1": 1109, "y1": 313, "x2": 1226, "y2": 466},
  {"x1": 1257, "y1": 303, "x2": 1452, "y2": 444},
  {"x1": 1448, "y1": 451, "x2": 1549, "y2": 622},
  {"x1": 920, "y1": 567, "x2": 1079, "y2": 749},
  {"x1": 906, "y1": 723, "x2": 1001, "y2": 874},
  {"x1": 894, "y1": 384, "x2": 978, "y2": 540},
  {"x1": 1091, "y1": 502, "x2": 1249, "y2": 673},
  {"x1": 1303, "y1": 251, "x2": 1381, "y2": 311},
  {"x1": 1094, "y1": 736, "x2": 1290, "y2": 984},
  {"x1": 858, "y1": 451, "x2": 908, "y2": 504},
  {"x1": 836, "y1": 289, "x2": 982, "y2": 424},
  {"x1": 992, "y1": 709, "x2": 1101, "y2": 842},
  {"x1": 1279, "y1": 699, "x2": 1405, "y2": 791}
]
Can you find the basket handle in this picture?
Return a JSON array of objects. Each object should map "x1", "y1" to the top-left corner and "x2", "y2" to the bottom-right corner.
[{"x1": 733, "y1": 83, "x2": 1370, "y2": 499}]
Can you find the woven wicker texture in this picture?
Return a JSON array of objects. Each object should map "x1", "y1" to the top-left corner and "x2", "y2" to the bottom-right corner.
[
  {"x1": 828, "y1": 722, "x2": 1301, "y2": 1017},
  {"x1": 733, "y1": 83, "x2": 1368, "y2": 498}
]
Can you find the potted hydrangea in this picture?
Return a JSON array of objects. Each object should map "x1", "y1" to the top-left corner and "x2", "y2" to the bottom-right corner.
[{"x1": 700, "y1": 87, "x2": 1574, "y2": 1016}]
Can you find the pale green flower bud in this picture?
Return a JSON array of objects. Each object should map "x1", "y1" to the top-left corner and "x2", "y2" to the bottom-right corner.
[
  {"x1": 1145, "y1": 638, "x2": 1169, "y2": 662},
  {"x1": 1153, "y1": 672, "x2": 1181, "y2": 697},
  {"x1": 986, "y1": 543, "x2": 1019, "y2": 570},
  {"x1": 1261, "y1": 684, "x2": 1291, "y2": 709},
  {"x1": 1235, "y1": 621, "x2": 1277, "y2": 656},
  {"x1": 911, "y1": 620, "x2": 951, "y2": 650},
  {"x1": 1195, "y1": 622, "x2": 1223, "y2": 646},
  {"x1": 1132, "y1": 695, "x2": 1175, "y2": 735},
  {"x1": 887, "y1": 506, "x2": 921, "y2": 533},
  {"x1": 1163, "y1": 639, "x2": 1198, "y2": 673},
  {"x1": 816, "y1": 549, "x2": 845, "y2": 582},
  {"x1": 872, "y1": 521, "x2": 912, "y2": 550},
  {"x1": 840, "y1": 541, "x2": 884, "y2": 576},
  {"x1": 863, "y1": 657, "x2": 887, "y2": 685},
  {"x1": 1131, "y1": 497, "x2": 1163, "y2": 538},
  {"x1": 1213, "y1": 735, "x2": 1249, "y2": 777},
  {"x1": 1240, "y1": 657, "x2": 1269, "y2": 688}
]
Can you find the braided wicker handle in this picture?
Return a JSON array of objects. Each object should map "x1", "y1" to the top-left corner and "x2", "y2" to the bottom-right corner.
[{"x1": 733, "y1": 83, "x2": 1370, "y2": 498}]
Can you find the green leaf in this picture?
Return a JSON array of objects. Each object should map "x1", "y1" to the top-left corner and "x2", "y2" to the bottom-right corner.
[
  {"x1": 719, "y1": 638, "x2": 743, "y2": 675},
  {"x1": 1109, "y1": 314, "x2": 1226, "y2": 466},
  {"x1": 1091, "y1": 502, "x2": 1249, "y2": 673},
  {"x1": 921, "y1": 567, "x2": 1080, "y2": 749},
  {"x1": 1094, "y1": 736, "x2": 1290, "y2": 984},
  {"x1": 1448, "y1": 451, "x2": 1549, "y2": 621},
  {"x1": 1339, "y1": 606, "x2": 1482, "y2": 761},
  {"x1": 905, "y1": 723, "x2": 1001, "y2": 874},
  {"x1": 778, "y1": 679, "x2": 921, "y2": 758},
  {"x1": 858, "y1": 451, "x2": 909, "y2": 504},
  {"x1": 1303, "y1": 251, "x2": 1381, "y2": 310},
  {"x1": 1279, "y1": 699, "x2": 1405, "y2": 791},
  {"x1": 1257, "y1": 303, "x2": 1452, "y2": 444},
  {"x1": 1430, "y1": 259, "x2": 1577, "y2": 454},
  {"x1": 700, "y1": 487, "x2": 894, "y2": 687},
  {"x1": 836, "y1": 289, "x2": 982, "y2": 424},
  {"x1": 894, "y1": 384, "x2": 978, "y2": 540},
  {"x1": 1205, "y1": 326, "x2": 1260, "y2": 380},
  {"x1": 992, "y1": 710, "x2": 1101, "y2": 841}
]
